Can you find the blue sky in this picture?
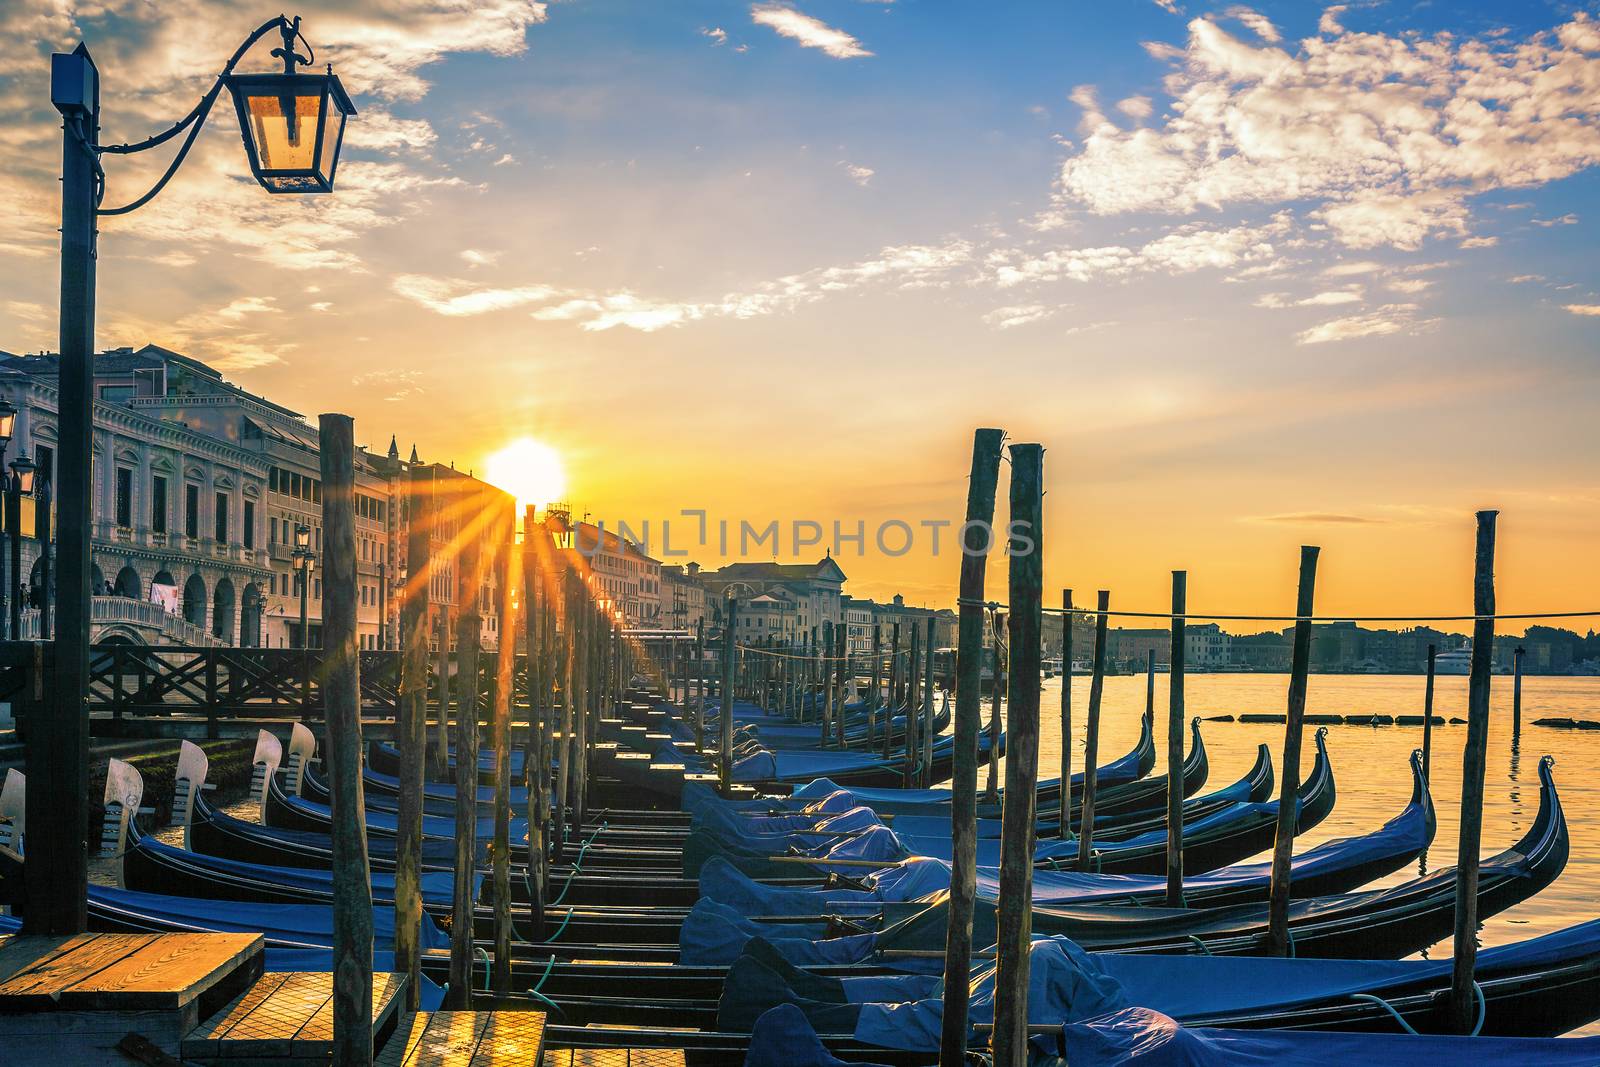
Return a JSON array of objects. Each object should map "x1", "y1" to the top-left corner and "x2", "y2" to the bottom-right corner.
[{"x1": 2, "y1": 0, "x2": 1599, "y2": 617}]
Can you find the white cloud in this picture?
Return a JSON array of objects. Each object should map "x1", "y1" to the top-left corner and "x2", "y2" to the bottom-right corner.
[
  {"x1": 991, "y1": 215, "x2": 1289, "y2": 287},
  {"x1": 1459, "y1": 235, "x2": 1499, "y2": 249},
  {"x1": 839, "y1": 161, "x2": 875, "y2": 186},
  {"x1": 1564, "y1": 304, "x2": 1600, "y2": 316},
  {"x1": 1153, "y1": 0, "x2": 1182, "y2": 13},
  {"x1": 982, "y1": 305, "x2": 1058, "y2": 329},
  {"x1": 1116, "y1": 96, "x2": 1154, "y2": 120},
  {"x1": 391, "y1": 276, "x2": 563, "y2": 316},
  {"x1": 1055, "y1": 13, "x2": 1600, "y2": 250},
  {"x1": 703, "y1": 26, "x2": 729, "y2": 45},
  {"x1": 1224, "y1": 6, "x2": 1281, "y2": 42},
  {"x1": 460, "y1": 249, "x2": 501, "y2": 268},
  {"x1": 1296, "y1": 303, "x2": 1432, "y2": 344},
  {"x1": 1255, "y1": 287, "x2": 1362, "y2": 308},
  {"x1": 750, "y1": 4, "x2": 872, "y2": 59}
]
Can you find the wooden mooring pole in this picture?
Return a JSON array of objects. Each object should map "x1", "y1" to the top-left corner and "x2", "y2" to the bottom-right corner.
[
  {"x1": 430, "y1": 611, "x2": 451, "y2": 782},
  {"x1": 885, "y1": 623, "x2": 900, "y2": 761},
  {"x1": 922, "y1": 615, "x2": 936, "y2": 788},
  {"x1": 985, "y1": 615, "x2": 1003, "y2": 802},
  {"x1": 1512, "y1": 644, "x2": 1524, "y2": 735},
  {"x1": 1450, "y1": 510, "x2": 1498, "y2": 1031},
  {"x1": 1077, "y1": 591, "x2": 1109, "y2": 870},
  {"x1": 490, "y1": 501, "x2": 518, "y2": 991},
  {"x1": 695, "y1": 617, "x2": 706, "y2": 753},
  {"x1": 868, "y1": 623, "x2": 882, "y2": 749},
  {"x1": 395, "y1": 460, "x2": 433, "y2": 1008},
  {"x1": 1266, "y1": 545, "x2": 1319, "y2": 957},
  {"x1": 1423, "y1": 643, "x2": 1436, "y2": 783},
  {"x1": 522, "y1": 507, "x2": 547, "y2": 940},
  {"x1": 837, "y1": 624, "x2": 849, "y2": 750},
  {"x1": 904, "y1": 621, "x2": 920, "y2": 787},
  {"x1": 1166, "y1": 571, "x2": 1186, "y2": 907},
  {"x1": 937, "y1": 427, "x2": 1002, "y2": 1067},
  {"x1": 720, "y1": 596, "x2": 737, "y2": 794},
  {"x1": 1057, "y1": 590, "x2": 1072, "y2": 839},
  {"x1": 318, "y1": 414, "x2": 373, "y2": 1065},
  {"x1": 992, "y1": 442, "x2": 1043, "y2": 1067},
  {"x1": 446, "y1": 489, "x2": 486, "y2": 1008}
]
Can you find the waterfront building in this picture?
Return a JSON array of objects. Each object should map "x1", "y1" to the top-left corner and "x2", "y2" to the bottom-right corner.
[
  {"x1": 660, "y1": 562, "x2": 708, "y2": 633},
  {"x1": 701, "y1": 556, "x2": 847, "y2": 637},
  {"x1": 840, "y1": 595, "x2": 875, "y2": 654},
  {"x1": 550, "y1": 513, "x2": 663, "y2": 629}
]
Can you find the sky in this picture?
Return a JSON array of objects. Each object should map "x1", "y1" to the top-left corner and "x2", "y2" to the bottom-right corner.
[{"x1": 3, "y1": 0, "x2": 1600, "y2": 631}]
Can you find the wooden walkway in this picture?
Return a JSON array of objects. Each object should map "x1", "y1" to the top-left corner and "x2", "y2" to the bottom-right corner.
[
  {"x1": 378, "y1": 1010, "x2": 547, "y2": 1065},
  {"x1": 545, "y1": 1051, "x2": 686, "y2": 1066},
  {"x1": 183, "y1": 970, "x2": 406, "y2": 1064},
  {"x1": 0, "y1": 932, "x2": 262, "y2": 1061}
]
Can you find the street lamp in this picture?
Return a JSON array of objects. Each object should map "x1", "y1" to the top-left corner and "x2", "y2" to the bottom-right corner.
[
  {"x1": 292, "y1": 523, "x2": 316, "y2": 649},
  {"x1": 40, "y1": 15, "x2": 355, "y2": 936},
  {"x1": 6, "y1": 453, "x2": 35, "y2": 640},
  {"x1": 0, "y1": 399, "x2": 12, "y2": 640}
]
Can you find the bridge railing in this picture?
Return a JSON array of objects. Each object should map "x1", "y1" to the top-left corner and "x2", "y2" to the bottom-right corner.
[{"x1": 15, "y1": 597, "x2": 226, "y2": 647}]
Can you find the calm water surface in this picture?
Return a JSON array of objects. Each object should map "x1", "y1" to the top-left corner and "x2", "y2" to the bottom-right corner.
[{"x1": 984, "y1": 673, "x2": 1599, "y2": 1035}]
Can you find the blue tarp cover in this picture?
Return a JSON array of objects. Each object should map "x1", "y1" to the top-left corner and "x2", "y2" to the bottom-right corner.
[
  {"x1": 88, "y1": 885, "x2": 449, "y2": 953},
  {"x1": 1045, "y1": 1007, "x2": 1600, "y2": 1066},
  {"x1": 135, "y1": 834, "x2": 469, "y2": 907}
]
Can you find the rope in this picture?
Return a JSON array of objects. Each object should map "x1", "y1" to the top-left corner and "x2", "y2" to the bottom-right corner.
[
  {"x1": 955, "y1": 596, "x2": 1600, "y2": 625},
  {"x1": 1186, "y1": 936, "x2": 1212, "y2": 955},
  {"x1": 1350, "y1": 980, "x2": 1482, "y2": 1035},
  {"x1": 548, "y1": 821, "x2": 606, "y2": 906},
  {"x1": 542, "y1": 907, "x2": 574, "y2": 943},
  {"x1": 530, "y1": 953, "x2": 557, "y2": 992}
]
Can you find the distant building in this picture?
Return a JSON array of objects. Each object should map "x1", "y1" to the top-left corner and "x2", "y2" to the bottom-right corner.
[
  {"x1": 1109, "y1": 628, "x2": 1169, "y2": 669},
  {"x1": 701, "y1": 556, "x2": 847, "y2": 638},
  {"x1": 547, "y1": 513, "x2": 662, "y2": 629},
  {"x1": 840, "y1": 595, "x2": 875, "y2": 654},
  {"x1": 660, "y1": 561, "x2": 708, "y2": 633},
  {"x1": 1231, "y1": 631, "x2": 1291, "y2": 670},
  {"x1": 1185, "y1": 622, "x2": 1232, "y2": 668}
]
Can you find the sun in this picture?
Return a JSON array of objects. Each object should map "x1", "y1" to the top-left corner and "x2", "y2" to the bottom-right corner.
[{"x1": 484, "y1": 437, "x2": 567, "y2": 512}]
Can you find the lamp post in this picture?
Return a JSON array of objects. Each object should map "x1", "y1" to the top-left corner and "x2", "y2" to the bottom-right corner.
[
  {"x1": 34, "y1": 475, "x2": 53, "y2": 641},
  {"x1": 7, "y1": 453, "x2": 37, "y2": 640},
  {"x1": 293, "y1": 522, "x2": 316, "y2": 648},
  {"x1": 0, "y1": 398, "x2": 14, "y2": 640},
  {"x1": 38, "y1": 16, "x2": 354, "y2": 937}
]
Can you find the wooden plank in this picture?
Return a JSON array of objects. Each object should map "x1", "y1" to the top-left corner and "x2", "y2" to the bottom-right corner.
[
  {"x1": 292, "y1": 971, "x2": 404, "y2": 1057},
  {"x1": 469, "y1": 1011, "x2": 545, "y2": 1066},
  {"x1": 204, "y1": 970, "x2": 329, "y2": 1058},
  {"x1": 408, "y1": 1009, "x2": 487, "y2": 1064},
  {"x1": 546, "y1": 1051, "x2": 685, "y2": 1067},
  {"x1": 0, "y1": 933, "x2": 156, "y2": 1008},
  {"x1": 0, "y1": 935, "x2": 87, "y2": 984},
  {"x1": 374, "y1": 1010, "x2": 435, "y2": 1066},
  {"x1": 57, "y1": 932, "x2": 260, "y2": 1011},
  {"x1": 181, "y1": 972, "x2": 292, "y2": 1059}
]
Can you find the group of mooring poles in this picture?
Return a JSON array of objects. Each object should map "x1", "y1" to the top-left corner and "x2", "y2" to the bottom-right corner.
[{"x1": 936, "y1": 427, "x2": 1508, "y2": 1065}]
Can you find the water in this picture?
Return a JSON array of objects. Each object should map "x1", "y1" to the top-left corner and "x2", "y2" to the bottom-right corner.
[{"x1": 997, "y1": 672, "x2": 1599, "y2": 1035}]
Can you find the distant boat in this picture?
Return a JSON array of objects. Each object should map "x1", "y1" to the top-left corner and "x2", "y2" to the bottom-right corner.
[{"x1": 1435, "y1": 645, "x2": 1472, "y2": 675}]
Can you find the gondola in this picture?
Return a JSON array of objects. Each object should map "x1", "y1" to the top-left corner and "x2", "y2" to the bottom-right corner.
[
  {"x1": 698, "y1": 919, "x2": 1600, "y2": 1050},
  {"x1": 682, "y1": 755, "x2": 1562, "y2": 966},
  {"x1": 685, "y1": 730, "x2": 1331, "y2": 881}
]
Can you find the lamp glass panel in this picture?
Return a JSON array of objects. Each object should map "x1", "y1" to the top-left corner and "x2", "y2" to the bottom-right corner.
[
  {"x1": 245, "y1": 91, "x2": 323, "y2": 172},
  {"x1": 317, "y1": 88, "x2": 346, "y2": 180},
  {"x1": 0, "y1": 411, "x2": 14, "y2": 442}
]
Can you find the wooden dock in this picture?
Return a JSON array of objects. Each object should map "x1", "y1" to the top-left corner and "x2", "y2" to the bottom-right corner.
[
  {"x1": 0, "y1": 932, "x2": 261, "y2": 1061},
  {"x1": 0, "y1": 932, "x2": 683, "y2": 1065}
]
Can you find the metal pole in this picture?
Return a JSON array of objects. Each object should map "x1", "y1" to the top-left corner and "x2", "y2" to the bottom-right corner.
[
  {"x1": 8, "y1": 481, "x2": 22, "y2": 640},
  {"x1": 38, "y1": 480, "x2": 53, "y2": 640},
  {"x1": 29, "y1": 44, "x2": 99, "y2": 936}
]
